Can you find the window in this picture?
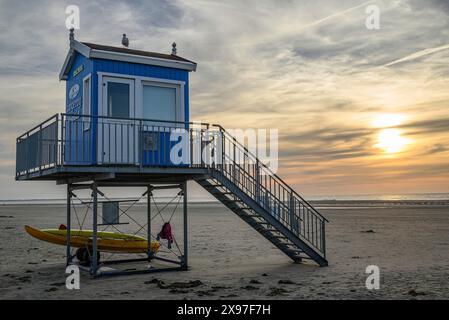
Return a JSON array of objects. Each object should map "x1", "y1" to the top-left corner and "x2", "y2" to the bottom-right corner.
[
  {"x1": 83, "y1": 75, "x2": 91, "y2": 130},
  {"x1": 108, "y1": 82, "x2": 130, "y2": 118},
  {"x1": 142, "y1": 85, "x2": 177, "y2": 122}
]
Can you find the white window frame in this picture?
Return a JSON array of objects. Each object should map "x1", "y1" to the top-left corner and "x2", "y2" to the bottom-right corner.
[
  {"x1": 102, "y1": 76, "x2": 136, "y2": 119},
  {"x1": 141, "y1": 80, "x2": 181, "y2": 123},
  {"x1": 97, "y1": 72, "x2": 185, "y2": 123},
  {"x1": 82, "y1": 74, "x2": 92, "y2": 131}
]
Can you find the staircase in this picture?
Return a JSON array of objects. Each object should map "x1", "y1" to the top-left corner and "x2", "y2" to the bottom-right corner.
[{"x1": 196, "y1": 126, "x2": 328, "y2": 266}]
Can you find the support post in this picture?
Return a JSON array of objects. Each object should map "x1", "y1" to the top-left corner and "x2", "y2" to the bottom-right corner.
[
  {"x1": 220, "y1": 128, "x2": 225, "y2": 172},
  {"x1": 139, "y1": 120, "x2": 143, "y2": 171},
  {"x1": 66, "y1": 184, "x2": 72, "y2": 266},
  {"x1": 147, "y1": 185, "x2": 152, "y2": 260},
  {"x1": 91, "y1": 182, "x2": 98, "y2": 276},
  {"x1": 321, "y1": 220, "x2": 326, "y2": 259},
  {"x1": 256, "y1": 159, "x2": 260, "y2": 203},
  {"x1": 289, "y1": 192, "x2": 297, "y2": 233},
  {"x1": 182, "y1": 181, "x2": 188, "y2": 270}
]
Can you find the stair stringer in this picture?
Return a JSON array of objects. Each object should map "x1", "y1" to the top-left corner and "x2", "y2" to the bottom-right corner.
[
  {"x1": 206, "y1": 170, "x2": 328, "y2": 267},
  {"x1": 197, "y1": 179, "x2": 306, "y2": 262}
]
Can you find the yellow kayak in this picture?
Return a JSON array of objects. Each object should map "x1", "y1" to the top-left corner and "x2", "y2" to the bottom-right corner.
[{"x1": 24, "y1": 225, "x2": 160, "y2": 254}]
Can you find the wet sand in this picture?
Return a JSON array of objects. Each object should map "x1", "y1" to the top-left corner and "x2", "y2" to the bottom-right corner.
[{"x1": 0, "y1": 202, "x2": 448, "y2": 299}]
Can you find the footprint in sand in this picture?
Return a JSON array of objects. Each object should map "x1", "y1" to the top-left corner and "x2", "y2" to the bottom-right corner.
[
  {"x1": 278, "y1": 279, "x2": 295, "y2": 284},
  {"x1": 249, "y1": 279, "x2": 262, "y2": 284},
  {"x1": 240, "y1": 285, "x2": 259, "y2": 290},
  {"x1": 267, "y1": 287, "x2": 289, "y2": 296}
]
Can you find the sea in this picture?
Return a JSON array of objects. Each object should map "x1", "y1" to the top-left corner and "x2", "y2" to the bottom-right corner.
[{"x1": 1, "y1": 193, "x2": 448, "y2": 207}]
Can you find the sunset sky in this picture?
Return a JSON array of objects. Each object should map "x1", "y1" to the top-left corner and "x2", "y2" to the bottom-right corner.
[{"x1": 1, "y1": 0, "x2": 449, "y2": 199}]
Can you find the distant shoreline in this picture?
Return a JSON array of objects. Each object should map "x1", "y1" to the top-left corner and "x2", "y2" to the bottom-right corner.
[{"x1": 1, "y1": 198, "x2": 449, "y2": 208}]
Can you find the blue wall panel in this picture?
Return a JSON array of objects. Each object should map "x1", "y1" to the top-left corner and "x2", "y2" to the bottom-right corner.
[
  {"x1": 65, "y1": 53, "x2": 95, "y2": 165},
  {"x1": 141, "y1": 131, "x2": 189, "y2": 167},
  {"x1": 66, "y1": 53, "x2": 93, "y2": 114}
]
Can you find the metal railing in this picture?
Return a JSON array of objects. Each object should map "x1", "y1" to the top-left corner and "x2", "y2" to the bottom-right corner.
[
  {"x1": 16, "y1": 113, "x2": 327, "y2": 258},
  {"x1": 16, "y1": 114, "x2": 61, "y2": 176},
  {"x1": 214, "y1": 126, "x2": 327, "y2": 258},
  {"x1": 16, "y1": 113, "x2": 211, "y2": 175}
]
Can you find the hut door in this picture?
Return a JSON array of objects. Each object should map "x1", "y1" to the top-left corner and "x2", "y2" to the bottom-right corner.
[{"x1": 99, "y1": 77, "x2": 137, "y2": 164}]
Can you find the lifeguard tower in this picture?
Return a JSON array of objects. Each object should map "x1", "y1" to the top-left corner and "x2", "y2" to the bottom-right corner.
[{"x1": 16, "y1": 30, "x2": 328, "y2": 277}]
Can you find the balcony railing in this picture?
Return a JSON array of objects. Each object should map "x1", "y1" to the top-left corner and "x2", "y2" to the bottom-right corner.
[
  {"x1": 16, "y1": 114, "x2": 61, "y2": 176},
  {"x1": 16, "y1": 113, "x2": 215, "y2": 176}
]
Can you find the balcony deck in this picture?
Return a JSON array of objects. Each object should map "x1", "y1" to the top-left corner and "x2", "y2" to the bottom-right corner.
[{"x1": 17, "y1": 164, "x2": 210, "y2": 184}]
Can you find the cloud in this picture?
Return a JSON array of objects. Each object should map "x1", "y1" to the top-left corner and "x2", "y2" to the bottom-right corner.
[
  {"x1": 428, "y1": 144, "x2": 448, "y2": 155},
  {"x1": 381, "y1": 43, "x2": 449, "y2": 67},
  {"x1": 407, "y1": 0, "x2": 449, "y2": 15},
  {"x1": 401, "y1": 118, "x2": 449, "y2": 135},
  {"x1": 288, "y1": 0, "x2": 375, "y2": 32}
]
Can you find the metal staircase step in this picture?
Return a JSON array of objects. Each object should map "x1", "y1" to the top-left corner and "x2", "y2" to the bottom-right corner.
[
  {"x1": 269, "y1": 235, "x2": 288, "y2": 239},
  {"x1": 224, "y1": 203, "x2": 251, "y2": 210},
  {"x1": 201, "y1": 183, "x2": 224, "y2": 188},
  {"x1": 235, "y1": 207, "x2": 253, "y2": 212},
  {"x1": 222, "y1": 199, "x2": 244, "y2": 203},
  {"x1": 210, "y1": 191, "x2": 234, "y2": 195}
]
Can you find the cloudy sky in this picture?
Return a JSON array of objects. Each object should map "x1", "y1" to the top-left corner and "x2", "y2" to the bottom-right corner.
[{"x1": 1, "y1": 0, "x2": 449, "y2": 199}]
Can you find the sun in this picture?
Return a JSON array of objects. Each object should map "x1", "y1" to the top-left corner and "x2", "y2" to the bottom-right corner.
[
  {"x1": 371, "y1": 114, "x2": 411, "y2": 154},
  {"x1": 376, "y1": 128, "x2": 410, "y2": 154}
]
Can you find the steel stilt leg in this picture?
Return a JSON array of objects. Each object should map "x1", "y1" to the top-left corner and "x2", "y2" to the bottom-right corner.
[{"x1": 91, "y1": 182, "x2": 98, "y2": 276}]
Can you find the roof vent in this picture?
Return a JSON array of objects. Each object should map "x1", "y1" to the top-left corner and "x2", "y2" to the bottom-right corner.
[
  {"x1": 122, "y1": 34, "x2": 129, "y2": 48},
  {"x1": 171, "y1": 42, "x2": 177, "y2": 55}
]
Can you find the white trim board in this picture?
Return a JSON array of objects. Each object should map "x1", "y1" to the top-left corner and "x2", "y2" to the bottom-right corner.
[
  {"x1": 82, "y1": 73, "x2": 92, "y2": 131},
  {"x1": 90, "y1": 49, "x2": 196, "y2": 72},
  {"x1": 97, "y1": 72, "x2": 186, "y2": 85},
  {"x1": 59, "y1": 42, "x2": 93, "y2": 80}
]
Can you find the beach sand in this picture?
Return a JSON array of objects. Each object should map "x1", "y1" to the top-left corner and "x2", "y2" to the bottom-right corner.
[{"x1": 0, "y1": 201, "x2": 448, "y2": 299}]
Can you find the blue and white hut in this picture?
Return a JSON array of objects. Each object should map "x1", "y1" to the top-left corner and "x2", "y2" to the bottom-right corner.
[{"x1": 59, "y1": 30, "x2": 196, "y2": 166}]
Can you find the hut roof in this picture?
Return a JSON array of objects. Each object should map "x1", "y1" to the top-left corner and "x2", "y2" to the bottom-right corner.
[
  {"x1": 60, "y1": 40, "x2": 196, "y2": 80},
  {"x1": 81, "y1": 42, "x2": 196, "y2": 64}
]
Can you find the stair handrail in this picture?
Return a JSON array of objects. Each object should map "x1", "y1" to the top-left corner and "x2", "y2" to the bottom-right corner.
[
  {"x1": 220, "y1": 151, "x2": 325, "y2": 253},
  {"x1": 213, "y1": 124, "x2": 328, "y2": 222},
  {"x1": 222, "y1": 153, "x2": 293, "y2": 217}
]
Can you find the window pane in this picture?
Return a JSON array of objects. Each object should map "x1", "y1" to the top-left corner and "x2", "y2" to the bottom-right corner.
[
  {"x1": 83, "y1": 78, "x2": 90, "y2": 115},
  {"x1": 143, "y1": 85, "x2": 176, "y2": 121},
  {"x1": 83, "y1": 77, "x2": 91, "y2": 130},
  {"x1": 108, "y1": 82, "x2": 130, "y2": 118}
]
